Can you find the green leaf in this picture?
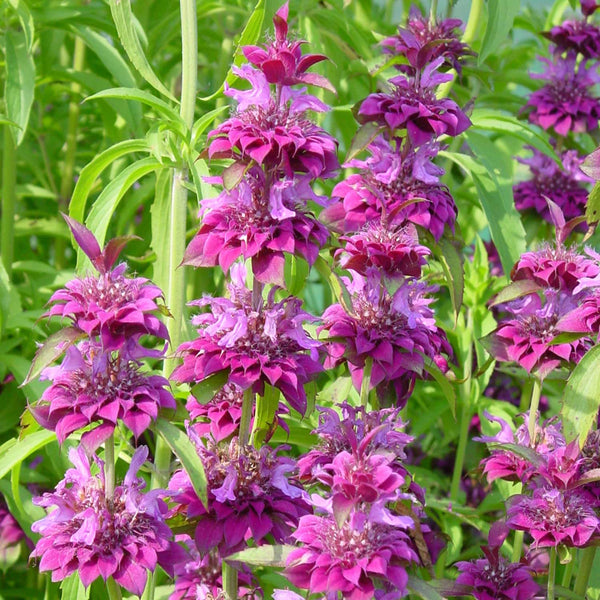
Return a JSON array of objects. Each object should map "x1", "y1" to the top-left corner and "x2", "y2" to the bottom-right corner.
[
  {"x1": 406, "y1": 575, "x2": 447, "y2": 600},
  {"x1": 226, "y1": 544, "x2": 294, "y2": 567},
  {"x1": 199, "y1": 0, "x2": 265, "y2": 102},
  {"x1": 60, "y1": 573, "x2": 88, "y2": 600},
  {"x1": 587, "y1": 182, "x2": 600, "y2": 226},
  {"x1": 190, "y1": 370, "x2": 229, "y2": 404},
  {"x1": 84, "y1": 157, "x2": 162, "y2": 255},
  {"x1": 155, "y1": 418, "x2": 208, "y2": 507},
  {"x1": 470, "y1": 109, "x2": 559, "y2": 164},
  {"x1": 6, "y1": 0, "x2": 35, "y2": 52},
  {"x1": 344, "y1": 123, "x2": 382, "y2": 163},
  {"x1": 0, "y1": 429, "x2": 56, "y2": 480},
  {"x1": 108, "y1": 0, "x2": 177, "y2": 101},
  {"x1": 479, "y1": 0, "x2": 521, "y2": 64},
  {"x1": 70, "y1": 139, "x2": 149, "y2": 224},
  {"x1": 85, "y1": 87, "x2": 185, "y2": 134},
  {"x1": 561, "y1": 345, "x2": 600, "y2": 446},
  {"x1": 251, "y1": 383, "x2": 280, "y2": 446},
  {"x1": 23, "y1": 327, "x2": 85, "y2": 385},
  {"x1": 433, "y1": 236, "x2": 464, "y2": 318},
  {"x1": 442, "y1": 143, "x2": 526, "y2": 275},
  {"x1": 4, "y1": 30, "x2": 35, "y2": 145},
  {"x1": 490, "y1": 280, "x2": 542, "y2": 307},
  {"x1": 423, "y1": 358, "x2": 456, "y2": 418}
]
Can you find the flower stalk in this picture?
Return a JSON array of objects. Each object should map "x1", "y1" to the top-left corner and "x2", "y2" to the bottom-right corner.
[
  {"x1": 548, "y1": 546, "x2": 557, "y2": 600},
  {"x1": 573, "y1": 546, "x2": 597, "y2": 596},
  {"x1": 107, "y1": 576, "x2": 123, "y2": 600},
  {"x1": 1, "y1": 126, "x2": 16, "y2": 278},
  {"x1": 360, "y1": 356, "x2": 373, "y2": 407},
  {"x1": 528, "y1": 376, "x2": 542, "y2": 442},
  {"x1": 104, "y1": 433, "x2": 116, "y2": 500}
]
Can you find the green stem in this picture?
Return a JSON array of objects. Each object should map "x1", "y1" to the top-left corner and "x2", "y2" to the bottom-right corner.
[
  {"x1": 574, "y1": 547, "x2": 597, "y2": 596},
  {"x1": 104, "y1": 434, "x2": 116, "y2": 499},
  {"x1": 561, "y1": 554, "x2": 575, "y2": 588},
  {"x1": 1, "y1": 126, "x2": 16, "y2": 278},
  {"x1": 430, "y1": 0, "x2": 438, "y2": 20},
  {"x1": 450, "y1": 311, "x2": 474, "y2": 502},
  {"x1": 548, "y1": 547, "x2": 557, "y2": 600},
  {"x1": 55, "y1": 35, "x2": 86, "y2": 270},
  {"x1": 239, "y1": 388, "x2": 254, "y2": 447},
  {"x1": 107, "y1": 576, "x2": 123, "y2": 600},
  {"x1": 360, "y1": 356, "x2": 373, "y2": 408},
  {"x1": 436, "y1": 0, "x2": 483, "y2": 98},
  {"x1": 511, "y1": 529, "x2": 524, "y2": 563},
  {"x1": 527, "y1": 377, "x2": 542, "y2": 443},
  {"x1": 222, "y1": 561, "x2": 238, "y2": 600}
]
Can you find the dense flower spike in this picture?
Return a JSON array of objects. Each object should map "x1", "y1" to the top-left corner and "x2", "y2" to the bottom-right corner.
[
  {"x1": 525, "y1": 54, "x2": 600, "y2": 136},
  {"x1": 172, "y1": 264, "x2": 322, "y2": 415},
  {"x1": 320, "y1": 271, "x2": 451, "y2": 405},
  {"x1": 323, "y1": 138, "x2": 457, "y2": 240},
  {"x1": 285, "y1": 510, "x2": 419, "y2": 600},
  {"x1": 183, "y1": 167, "x2": 329, "y2": 285},
  {"x1": 32, "y1": 341, "x2": 175, "y2": 449},
  {"x1": 513, "y1": 147, "x2": 592, "y2": 222},
  {"x1": 358, "y1": 58, "x2": 471, "y2": 145},
  {"x1": 169, "y1": 436, "x2": 310, "y2": 555},
  {"x1": 381, "y1": 6, "x2": 474, "y2": 75},
  {"x1": 31, "y1": 446, "x2": 172, "y2": 595}
]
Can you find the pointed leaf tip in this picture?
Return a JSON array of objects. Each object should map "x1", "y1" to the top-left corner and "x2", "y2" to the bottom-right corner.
[{"x1": 62, "y1": 213, "x2": 103, "y2": 269}]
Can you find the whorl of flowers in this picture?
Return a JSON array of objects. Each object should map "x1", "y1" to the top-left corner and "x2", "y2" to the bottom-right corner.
[
  {"x1": 513, "y1": 146, "x2": 592, "y2": 223},
  {"x1": 381, "y1": 6, "x2": 475, "y2": 76},
  {"x1": 168, "y1": 433, "x2": 310, "y2": 556},
  {"x1": 543, "y1": 19, "x2": 600, "y2": 60},
  {"x1": 31, "y1": 446, "x2": 173, "y2": 596},
  {"x1": 322, "y1": 138, "x2": 457, "y2": 241},
  {"x1": 320, "y1": 270, "x2": 451, "y2": 405},
  {"x1": 525, "y1": 54, "x2": 600, "y2": 136},
  {"x1": 172, "y1": 264, "x2": 322, "y2": 415},
  {"x1": 456, "y1": 522, "x2": 540, "y2": 600}
]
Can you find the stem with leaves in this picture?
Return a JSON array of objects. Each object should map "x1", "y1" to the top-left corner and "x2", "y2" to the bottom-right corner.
[
  {"x1": 548, "y1": 547, "x2": 557, "y2": 600},
  {"x1": 573, "y1": 547, "x2": 596, "y2": 596},
  {"x1": 360, "y1": 356, "x2": 373, "y2": 408},
  {"x1": 527, "y1": 376, "x2": 542, "y2": 442},
  {"x1": 1, "y1": 127, "x2": 16, "y2": 278}
]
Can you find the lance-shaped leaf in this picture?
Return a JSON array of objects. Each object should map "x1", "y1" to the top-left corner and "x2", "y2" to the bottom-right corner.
[
  {"x1": 190, "y1": 370, "x2": 229, "y2": 405},
  {"x1": 225, "y1": 544, "x2": 294, "y2": 567},
  {"x1": 586, "y1": 182, "x2": 600, "y2": 228},
  {"x1": 251, "y1": 383, "x2": 280, "y2": 446},
  {"x1": 344, "y1": 122, "x2": 382, "y2": 163},
  {"x1": 488, "y1": 442, "x2": 543, "y2": 466},
  {"x1": 490, "y1": 280, "x2": 541, "y2": 307},
  {"x1": 23, "y1": 327, "x2": 85, "y2": 385}
]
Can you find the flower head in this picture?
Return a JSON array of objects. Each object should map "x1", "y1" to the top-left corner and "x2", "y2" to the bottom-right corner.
[
  {"x1": 320, "y1": 272, "x2": 451, "y2": 405},
  {"x1": 513, "y1": 147, "x2": 591, "y2": 222},
  {"x1": 31, "y1": 446, "x2": 173, "y2": 595},
  {"x1": 172, "y1": 265, "x2": 322, "y2": 415},
  {"x1": 31, "y1": 342, "x2": 175, "y2": 449},
  {"x1": 543, "y1": 20, "x2": 600, "y2": 59},
  {"x1": 358, "y1": 58, "x2": 471, "y2": 145},
  {"x1": 582, "y1": 0, "x2": 600, "y2": 17},
  {"x1": 525, "y1": 55, "x2": 600, "y2": 136},
  {"x1": 169, "y1": 436, "x2": 309, "y2": 556}
]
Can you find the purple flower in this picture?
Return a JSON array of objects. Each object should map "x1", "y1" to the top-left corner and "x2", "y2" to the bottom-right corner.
[
  {"x1": 513, "y1": 147, "x2": 591, "y2": 222},
  {"x1": 525, "y1": 55, "x2": 600, "y2": 136},
  {"x1": 172, "y1": 265, "x2": 322, "y2": 415},
  {"x1": 31, "y1": 446, "x2": 173, "y2": 596},
  {"x1": 381, "y1": 7, "x2": 474, "y2": 75},
  {"x1": 506, "y1": 487, "x2": 599, "y2": 547},
  {"x1": 491, "y1": 292, "x2": 592, "y2": 377},
  {"x1": 582, "y1": 0, "x2": 600, "y2": 17},
  {"x1": 320, "y1": 271, "x2": 451, "y2": 405},
  {"x1": 337, "y1": 222, "x2": 430, "y2": 278},
  {"x1": 169, "y1": 436, "x2": 310, "y2": 556},
  {"x1": 183, "y1": 167, "x2": 329, "y2": 286},
  {"x1": 242, "y1": 3, "x2": 333, "y2": 92},
  {"x1": 31, "y1": 342, "x2": 175, "y2": 449},
  {"x1": 0, "y1": 499, "x2": 26, "y2": 563},
  {"x1": 557, "y1": 288, "x2": 600, "y2": 333},
  {"x1": 357, "y1": 58, "x2": 471, "y2": 145},
  {"x1": 322, "y1": 138, "x2": 457, "y2": 241},
  {"x1": 285, "y1": 511, "x2": 418, "y2": 600},
  {"x1": 543, "y1": 20, "x2": 600, "y2": 59}
]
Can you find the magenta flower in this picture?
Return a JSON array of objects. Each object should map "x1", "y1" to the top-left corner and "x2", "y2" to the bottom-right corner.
[
  {"x1": 506, "y1": 487, "x2": 599, "y2": 547},
  {"x1": 320, "y1": 271, "x2": 451, "y2": 405},
  {"x1": 323, "y1": 139, "x2": 457, "y2": 241},
  {"x1": 169, "y1": 436, "x2": 310, "y2": 555},
  {"x1": 543, "y1": 20, "x2": 600, "y2": 59},
  {"x1": 513, "y1": 147, "x2": 591, "y2": 222},
  {"x1": 338, "y1": 222, "x2": 430, "y2": 278},
  {"x1": 381, "y1": 7, "x2": 474, "y2": 75},
  {"x1": 172, "y1": 264, "x2": 322, "y2": 415},
  {"x1": 0, "y1": 500, "x2": 26, "y2": 563},
  {"x1": 285, "y1": 511, "x2": 419, "y2": 600},
  {"x1": 183, "y1": 167, "x2": 329, "y2": 286},
  {"x1": 31, "y1": 342, "x2": 175, "y2": 449},
  {"x1": 582, "y1": 0, "x2": 600, "y2": 17},
  {"x1": 525, "y1": 55, "x2": 600, "y2": 136},
  {"x1": 242, "y1": 3, "x2": 333, "y2": 92},
  {"x1": 557, "y1": 288, "x2": 600, "y2": 333},
  {"x1": 31, "y1": 446, "x2": 173, "y2": 595},
  {"x1": 358, "y1": 58, "x2": 471, "y2": 145},
  {"x1": 490, "y1": 292, "x2": 592, "y2": 377}
]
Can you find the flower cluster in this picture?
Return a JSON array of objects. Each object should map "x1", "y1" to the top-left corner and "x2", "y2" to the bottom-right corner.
[
  {"x1": 31, "y1": 446, "x2": 173, "y2": 595},
  {"x1": 286, "y1": 404, "x2": 437, "y2": 600},
  {"x1": 185, "y1": 2, "x2": 339, "y2": 286},
  {"x1": 478, "y1": 412, "x2": 600, "y2": 549}
]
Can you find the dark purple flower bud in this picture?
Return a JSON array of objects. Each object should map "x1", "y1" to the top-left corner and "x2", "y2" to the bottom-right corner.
[
  {"x1": 31, "y1": 446, "x2": 174, "y2": 595},
  {"x1": 582, "y1": 0, "x2": 600, "y2": 17},
  {"x1": 172, "y1": 264, "x2": 322, "y2": 415},
  {"x1": 543, "y1": 20, "x2": 600, "y2": 59},
  {"x1": 525, "y1": 54, "x2": 600, "y2": 136}
]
